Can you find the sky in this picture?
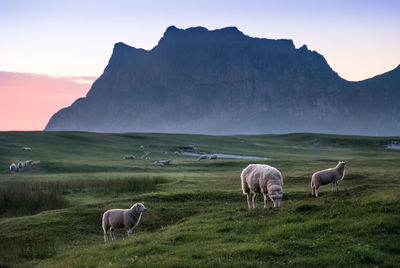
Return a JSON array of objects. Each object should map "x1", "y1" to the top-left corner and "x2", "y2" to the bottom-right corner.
[{"x1": 0, "y1": 0, "x2": 399, "y2": 130}]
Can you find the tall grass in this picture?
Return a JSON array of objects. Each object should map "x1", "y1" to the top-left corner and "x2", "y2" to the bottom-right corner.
[
  {"x1": 0, "y1": 185, "x2": 68, "y2": 217},
  {"x1": 0, "y1": 176, "x2": 168, "y2": 217}
]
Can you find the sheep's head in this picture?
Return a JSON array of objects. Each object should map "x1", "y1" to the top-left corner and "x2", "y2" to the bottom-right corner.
[
  {"x1": 338, "y1": 161, "x2": 347, "y2": 169},
  {"x1": 137, "y1": 202, "x2": 147, "y2": 212},
  {"x1": 268, "y1": 191, "x2": 283, "y2": 208}
]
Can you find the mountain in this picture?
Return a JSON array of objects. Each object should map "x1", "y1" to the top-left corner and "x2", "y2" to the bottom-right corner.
[{"x1": 45, "y1": 26, "x2": 400, "y2": 135}]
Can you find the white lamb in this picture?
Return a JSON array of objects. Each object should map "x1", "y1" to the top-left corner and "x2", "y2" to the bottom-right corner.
[
  {"x1": 241, "y1": 164, "x2": 285, "y2": 208},
  {"x1": 311, "y1": 161, "x2": 346, "y2": 197},
  {"x1": 17, "y1": 162, "x2": 25, "y2": 171},
  {"x1": 102, "y1": 202, "x2": 147, "y2": 243},
  {"x1": 10, "y1": 163, "x2": 17, "y2": 173}
]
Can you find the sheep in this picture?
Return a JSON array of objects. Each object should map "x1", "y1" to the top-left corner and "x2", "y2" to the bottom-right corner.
[
  {"x1": 162, "y1": 151, "x2": 169, "y2": 155},
  {"x1": 241, "y1": 164, "x2": 285, "y2": 208},
  {"x1": 154, "y1": 159, "x2": 171, "y2": 167},
  {"x1": 198, "y1": 155, "x2": 208, "y2": 160},
  {"x1": 174, "y1": 151, "x2": 180, "y2": 156},
  {"x1": 209, "y1": 154, "x2": 218, "y2": 160},
  {"x1": 22, "y1": 147, "x2": 32, "y2": 151},
  {"x1": 25, "y1": 160, "x2": 33, "y2": 166},
  {"x1": 311, "y1": 161, "x2": 346, "y2": 197},
  {"x1": 17, "y1": 162, "x2": 25, "y2": 171},
  {"x1": 102, "y1": 202, "x2": 147, "y2": 243},
  {"x1": 124, "y1": 155, "x2": 136, "y2": 160},
  {"x1": 10, "y1": 163, "x2": 17, "y2": 173},
  {"x1": 139, "y1": 145, "x2": 145, "y2": 151},
  {"x1": 145, "y1": 155, "x2": 151, "y2": 160}
]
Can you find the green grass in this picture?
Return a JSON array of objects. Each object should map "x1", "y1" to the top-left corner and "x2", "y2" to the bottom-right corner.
[{"x1": 0, "y1": 131, "x2": 399, "y2": 267}]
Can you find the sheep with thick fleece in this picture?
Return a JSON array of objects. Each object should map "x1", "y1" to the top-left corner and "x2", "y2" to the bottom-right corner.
[
  {"x1": 17, "y1": 162, "x2": 25, "y2": 171},
  {"x1": 241, "y1": 164, "x2": 284, "y2": 208},
  {"x1": 10, "y1": 163, "x2": 17, "y2": 173},
  {"x1": 102, "y1": 202, "x2": 147, "y2": 243},
  {"x1": 311, "y1": 161, "x2": 346, "y2": 197}
]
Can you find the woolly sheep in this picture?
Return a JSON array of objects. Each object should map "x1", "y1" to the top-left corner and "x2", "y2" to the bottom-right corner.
[
  {"x1": 311, "y1": 161, "x2": 346, "y2": 197},
  {"x1": 25, "y1": 160, "x2": 33, "y2": 166},
  {"x1": 145, "y1": 155, "x2": 151, "y2": 160},
  {"x1": 22, "y1": 147, "x2": 32, "y2": 151},
  {"x1": 241, "y1": 164, "x2": 285, "y2": 208},
  {"x1": 17, "y1": 162, "x2": 25, "y2": 171},
  {"x1": 102, "y1": 202, "x2": 147, "y2": 243},
  {"x1": 139, "y1": 145, "x2": 145, "y2": 151},
  {"x1": 10, "y1": 163, "x2": 17, "y2": 173},
  {"x1": 209, "y1": 154, "x2": 218, "y2": 160},
  {"x1": 174, "y1": 151, "x2": 180, "y2": 155},
  {"x1": 162, "y1": 151, "x2": 169, "y2": 155},
  {"x1": 124, "y1": 155, "x2": 136, "y2": 159},
  {"x1": 198, "y1": 155, "x2": 208, "y2": 160},
  {"x1": 154, "y1": 159, "x2": 171, "y2": 167}
]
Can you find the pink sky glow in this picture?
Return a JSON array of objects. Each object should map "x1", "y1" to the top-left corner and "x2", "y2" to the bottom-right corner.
[{"x1": 0, "y1": 72, "x2": 96, "y2": 131}]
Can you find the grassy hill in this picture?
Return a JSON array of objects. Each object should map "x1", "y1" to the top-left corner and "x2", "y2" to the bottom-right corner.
[{"x1": 0, "y1": 131, "x2": 399, "y2": 267}]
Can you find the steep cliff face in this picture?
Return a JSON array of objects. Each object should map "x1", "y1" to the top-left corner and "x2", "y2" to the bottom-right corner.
[{"x1": 45, "y1": 26, "x2": 400, "y2": 135}]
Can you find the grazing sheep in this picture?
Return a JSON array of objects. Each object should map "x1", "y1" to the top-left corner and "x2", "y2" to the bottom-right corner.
[
  {"x1": 102, "y1": 202, "x2": 147, "y2": 243},
  {"x1": 174, "y1": 151, "x2": 180, "y2": 155},
  {"x1": 22, "y1": 147, "x2": 32, "y2": 151},
  {"x1": 154, "y1": 159, "x2": 171, "y2": 167},
  {"x1": 124, "y1": 155, "x2": 136, "y2": 160},
  {"x1": 145, "y1": 155, "x2": 151, "y2": 160},
  {"x1": 198, "y1": 155, "x2": 208, "y2": 160},
  {"x1": 25, "y1": 160, "x2": 33, "y2": 166},
  {"x1": 209, "y1": 154, "x2": 218, "y2": 160},
  {"x1": 162, "y1": 151, "x2": 169, "y2": 155},
  {"x1": 311, "y1": 161, "x2": 346, "y2": 197},
  {"x1": 31, "y1": 160, "x2": 40, "y2": 165},
  {"x1": 241, "y1": 164, "x2": 285, "y2": 208},
  {"x1": 139, "y1": 145, "x2": 145, "y2": 151},
  {"x1": 17, "y1": 162, "x2": 25, "y2": 171},
  {"x1": 10, "y1": 163, "x2": 17, "y2": 173}
]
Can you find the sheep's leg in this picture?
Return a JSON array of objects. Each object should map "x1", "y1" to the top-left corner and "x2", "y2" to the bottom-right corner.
[
  {"x1": 245, "y1": 193, "x2": 251, "y2": 209},
  {"x1": 127, "y1": 228, "x2": 133, "y2": 236},
  {"x1": 111, "y1": 229, "x2": 116, "y2": 241},
  {"x1": 315, "y1": 188, "x2": 319, "y2": 197},
  {"x1": 104, "y1": 230, "x2": 108, "y2": 243},
  {"x1": 252, "y1": 193, "x2": 257, "y2": 208},
  {"x1": 312, "y1": 187, "x2": 315, "y2": 196},
  {"x1": 262, "y1": 192, "x2": 268, "y2": 208}
]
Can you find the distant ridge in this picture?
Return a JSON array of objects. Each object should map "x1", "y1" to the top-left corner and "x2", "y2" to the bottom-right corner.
[{"x1": 45, "y1": 26, "x2": 400, "y2": 136}]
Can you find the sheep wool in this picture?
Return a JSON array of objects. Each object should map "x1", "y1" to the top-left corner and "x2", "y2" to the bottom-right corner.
[
  {"x1": 311, "y1": 161, "x2": 346, "y2": 197},
  {"x1": 241, "y1": 164, "x2": 284, "y2": 209},
  {"x1": 102, "y1": 202, "x2": 147, "y2": 243}
]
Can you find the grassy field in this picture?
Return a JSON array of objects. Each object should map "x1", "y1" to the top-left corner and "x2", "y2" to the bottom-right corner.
[{"x1": 0, "y1": 131, "x2": 399, "y2": 267}]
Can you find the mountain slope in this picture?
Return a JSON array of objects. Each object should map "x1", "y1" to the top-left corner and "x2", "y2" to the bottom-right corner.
[{"x1": 45, "y1": 26, "x2": 400, "y2": 135}]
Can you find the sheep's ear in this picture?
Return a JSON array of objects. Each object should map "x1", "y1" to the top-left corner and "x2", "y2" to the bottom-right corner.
[{"x1": 141, "y1": 201, "x2": 145, "y2": 204}]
